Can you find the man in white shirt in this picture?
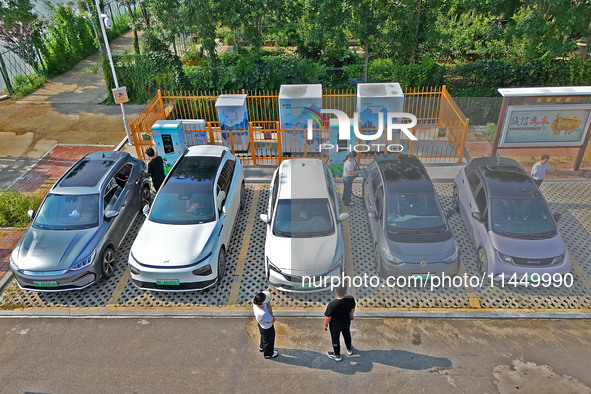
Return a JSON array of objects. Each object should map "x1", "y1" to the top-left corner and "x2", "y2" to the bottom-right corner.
[
  {"x1": 531, "y1": 154, "x2": 551, "y2": 187},
  {"x1": 253, "y1": 291, "x2": 278, "y2": 359},
  {"x1": 342, "y1": 152, "x2": 360, "y2": 206}
]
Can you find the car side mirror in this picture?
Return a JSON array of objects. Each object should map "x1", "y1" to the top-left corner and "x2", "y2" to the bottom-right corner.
[
  {"x1": 446, "y1": 209, "x2": 456, "y2": 218},
  {"x1": 260, "y1": 214, "x2": 270, "y2": 224},
  {"x1": 368, "y1": 211, "x2": 377, "y2": 219},
  {"x1": 27, "y1": 209, "x2": 35, "y2": 219},
  {"x1": 471, "y1": 212, "x2": 482, "y2": 222},
  {"x1": 142, "y1": 204, "x2": 150, "y2": 218},
  {"x1": 105, "y1": 210, "x2": 119, "y2": 219},
  {"x1": 338, "y1": 213, "x2": 350, "y2": 222},
  {"x1": 217, "y1": 190, "x2": 227, "y2": 211},
  {"x1": 554, "y1": 213, "x2": 562, "y2": 222}
]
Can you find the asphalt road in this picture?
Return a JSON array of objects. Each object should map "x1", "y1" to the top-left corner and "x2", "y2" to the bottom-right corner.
[{"x1": 0, "y1": 317, "x2": 590, "y2": 393}]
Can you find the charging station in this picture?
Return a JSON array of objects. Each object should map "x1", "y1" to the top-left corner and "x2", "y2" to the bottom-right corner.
[
  {"x1": 215, "y1": 94, "x2": 249, "y2": 152},
  {"x1": 151, "y1": 120, "x2": 186, "y2": 174},
  {"x1": 181, "y1": 119, "x2": 208, "y2": 146},
  {"x1": 278, "y1": 84, "x2": 323, "y2": 153},
  {"x1": 357, "y1": 83, "x2": 404, "y2": 129}
]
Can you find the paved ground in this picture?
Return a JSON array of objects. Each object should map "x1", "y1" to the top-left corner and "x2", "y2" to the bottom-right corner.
[{"x1": 0, "y1": 317, "x2": 590, "y2": 393}]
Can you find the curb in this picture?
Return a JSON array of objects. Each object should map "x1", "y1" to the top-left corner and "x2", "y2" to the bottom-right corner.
[{"x1": 0, "y1": 308, "x2": 590, "y2": 320}]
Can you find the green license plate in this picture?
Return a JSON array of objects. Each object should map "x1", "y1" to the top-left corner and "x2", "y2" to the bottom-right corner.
[
  {"x1": 410, "y1": 275, "x2": 433, "y2": 280},
  {"x1": 156, "y1": 280, "x2": 180, "y2": 286},
  {"x1": 32, "y1": 281, "x2": 58, "y2": 288},
  {"x1": 294, "y1": 285, "x2": 316, "y2": 290}
]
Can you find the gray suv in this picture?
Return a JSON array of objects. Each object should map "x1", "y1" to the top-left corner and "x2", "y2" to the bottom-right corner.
[
  {"x1": 9, "y1": 151, "x2": 151, "y2": 291},
  {"x1": 363, "y1": 155, "x2": 460, "y2": 279}
]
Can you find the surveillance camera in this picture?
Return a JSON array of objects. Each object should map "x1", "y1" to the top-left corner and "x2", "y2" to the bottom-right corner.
[{"x1": 103, "y1": 16, "x2": 113, "y2": 29}]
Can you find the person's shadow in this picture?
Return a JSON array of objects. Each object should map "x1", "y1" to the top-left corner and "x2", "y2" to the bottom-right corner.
[{"x1": 273, "y1": 348, "x2": 451, "y2": 375}]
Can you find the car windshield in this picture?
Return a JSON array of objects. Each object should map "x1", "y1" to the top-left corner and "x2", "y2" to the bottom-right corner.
[
  {"x1": 385, "y1": 193, "x2": 446, "y2": 233},
  {"x1": 33, "y1": 193, "x2": 100, "y2": 230},
  {"x1": 273, "y1": 198, "x2": 335, "y2": 238},
  {"x1": 491, "y1": 197, "x2": 557, "y2": 239},
  {"x1": 149, "y1": 178, "x2": 216, "y2": 224}
]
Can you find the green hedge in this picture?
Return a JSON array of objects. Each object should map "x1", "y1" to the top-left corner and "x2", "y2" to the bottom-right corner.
[
  {"x1": 0, "y1": 191, "x2": 41, "y2": 228},
  {"x1": 104, "y1": 51, "x2": 591, "y2": 109}
]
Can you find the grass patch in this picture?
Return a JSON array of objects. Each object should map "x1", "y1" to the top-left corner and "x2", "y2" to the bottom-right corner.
[
  {"x1": 0, "y1": 191, "x2": 42, "y2": 228},
  {"x1": 485, "y1": 123, "x2": 496, "y2": 142},
  {"x1": 10, "y1": 74, "x2": 48, "y2": 99}
]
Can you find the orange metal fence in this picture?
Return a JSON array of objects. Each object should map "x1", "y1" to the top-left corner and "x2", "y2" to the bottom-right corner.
[{"x1": 130, "y1": 87, "x2": 469, "y2": 165}]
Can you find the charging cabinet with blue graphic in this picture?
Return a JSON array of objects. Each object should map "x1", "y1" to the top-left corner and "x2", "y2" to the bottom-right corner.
[
  {"x1": 181, "y1": 119, "x2": 208, "y2": 146},
  {"x1": 278, "y1": 84, "x2": 323, "y2": 153},
  {"x1": 215, "y1": 94, "x2": 249, "y2": 152},
  {"x1": 151, "y1": 120, "x2": 186, "y2": 174},
  {"x1": 357, "y1": 83, "x2": 404, "y2": 131}
]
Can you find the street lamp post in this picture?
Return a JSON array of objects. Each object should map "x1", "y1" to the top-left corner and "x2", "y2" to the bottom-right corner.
[{"x1": 94, "y1": 0, "x2": 134, "y2": 146}]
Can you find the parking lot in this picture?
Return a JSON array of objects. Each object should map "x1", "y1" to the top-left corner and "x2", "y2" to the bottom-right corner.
[{"x1": 1, "y1": 181, "x2": 591, "y2": 312}]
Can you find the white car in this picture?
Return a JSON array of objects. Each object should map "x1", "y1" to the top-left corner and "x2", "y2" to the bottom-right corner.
[
  {"x1": 128, "y1": 145, "x2": 245, "y2": 291},
  {"x1": 260, "y1": 159, "x2": 349, "y2": 292}
]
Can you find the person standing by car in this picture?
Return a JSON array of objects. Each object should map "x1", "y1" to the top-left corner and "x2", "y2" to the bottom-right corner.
[
  {"x1": 342, "y1": 152, "x2": 360, "y2": 206},
  {"x1": 324, "y1": 286, "x2": 356, "y2": 362},
  {"x1": 253, "y1": 291, "x2": 279, "y2": 359},
  {"x1": 531, "y1": 154, "x2": 551, "y2": 187},
  {"x1": 145, "y1": 148, "x2": 165, "y2": 191}
]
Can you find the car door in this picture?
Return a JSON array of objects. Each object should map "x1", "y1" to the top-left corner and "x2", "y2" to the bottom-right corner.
[
  {"x1": 216, "y1": 159, "x2": 235, "y2": 246},
  {"x1": 102, "y1": 172, "x2": 132, "y2": 248},
  {"x1": 460, "y1": 169, "x2": 482, "y2": 244},
  {"x1": 470, "y1": 186, "x2": 489, "y2": 250}
]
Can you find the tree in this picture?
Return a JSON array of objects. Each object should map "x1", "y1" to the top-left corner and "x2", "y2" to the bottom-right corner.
[
  {"x1": 184, "y1": 0, "x2": 219, "y2": 67},
  {"x1": 0, "y1": 0, "x2": 40, "y2": 69}
]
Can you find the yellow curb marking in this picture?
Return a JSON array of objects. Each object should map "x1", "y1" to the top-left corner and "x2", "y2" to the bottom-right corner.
[
  {"x1": 570, "y1": 256, "x2": 591, "y2": 294},
  {"x1": 107, "y1": 267, "x2": 130, "y2": 306},
  {"x1": 459, "y1": 258, "x2": 482, "y2": 309},
  {"x1": 227, "y1": 190, "x2": 260, "y2": 305}
]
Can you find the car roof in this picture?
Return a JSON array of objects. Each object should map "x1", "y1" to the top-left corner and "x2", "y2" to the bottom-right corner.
[
  {"x1": 185, "y1": 145, "x2": 229, "y2": 158},
  {"x1": 277, "y1": 159, "x2": 329, "y2": 199},
  {"x1": 52, "y1": 151, "x2": 130, "y2": 194},
  {"x1": 374, "y1": 155, "x2": 434, "y2": 194},
  {"x1": 470, "y1": 157, "x2": 539, "y2": 198}
]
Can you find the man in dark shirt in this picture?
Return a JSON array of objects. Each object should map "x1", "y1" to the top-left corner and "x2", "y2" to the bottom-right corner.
[
  {"x1": 323, "y1": 285, "x2": 356, "y2": 362},
  {"x1": 146, "y1": 148, "x2": 165, "y2": 191}
]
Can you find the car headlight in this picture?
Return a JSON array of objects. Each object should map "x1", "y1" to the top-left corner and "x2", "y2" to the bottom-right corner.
[
  {"x1": 267, "y1": 257, "x2": 281, "y2": 273},
  {"x1": 551, "y1": 253, "x2": 565, "y2": 265},
  {"x1": 70, "y1": 250, "x2": 96, "y2": 271},
  {"x1": 9, "y1": 254, "x2": 18, "y2": 271},
  {"x1": 496, "y1": 250, "x2": 515, "y2": 265},
  {"x1": 329, "y1": 256, "x2": 343, "y2": 272},
  {"x1": 381, "y1": 246, "x2": 404, "y2": 266},
  {"x1": 441, "y1": 249, "x2": 459, "y2": 264}
]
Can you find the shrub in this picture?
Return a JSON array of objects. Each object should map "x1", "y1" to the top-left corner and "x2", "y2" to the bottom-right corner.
[{"x1": 0, "y1": 191, "x2": 42, "y2": 228}]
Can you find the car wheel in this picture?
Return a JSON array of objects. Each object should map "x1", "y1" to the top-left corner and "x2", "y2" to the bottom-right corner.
[
  {"x1": 452, "y1": 185, "x2": 460, "y2": 213},
  {"x1": 477, "y1": 247, "x2": 488, "y2": 276},
  {"x1": 240, "y1": 182, "x2": 245, "y2": 210},
  {"x1": 100, "y1": 246, "x2": 116, "y2": 280},
  {"x1": 217, "y1": 247, "x2": 226, "y2": 282},
  {"x1": 141, "y1": 185, "x2": 151, "y2": 208}
]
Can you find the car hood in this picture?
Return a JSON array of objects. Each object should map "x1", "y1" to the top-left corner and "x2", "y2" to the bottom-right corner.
[
  {"x1": 386, "y1": 237, "x2": 457, "y2": 262},
  {"x1": 131, "y1": 220, "x2": 217, "y2": 267},
  {"x1": 266, "y1": 233, "x2": 339, "y2": 275},
  {"x1": 15, "y1": 227, "x2": 97, "y2": 271},
  {"x1": 490, "y1": 231, "x2": 567, "y2": 258}
]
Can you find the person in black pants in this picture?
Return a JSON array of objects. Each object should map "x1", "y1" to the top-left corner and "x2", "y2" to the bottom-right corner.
[
  {"x1": 323, "y1": 285, "x2": 356, "y2": 362},
  {"x1": 253, "y1": 291, "x2": 279, "y2": 359},
  {"x1": 145, "y1": 148, "x2": 165, "y2": 191}
]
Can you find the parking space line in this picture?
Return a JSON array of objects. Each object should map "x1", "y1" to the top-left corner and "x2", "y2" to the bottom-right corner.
[
  {"x1": 341, "y1": 205, "x2": 356, "y2": 298},
  {"x1": 227, "y1": 190, "x2": 260, "y2": 305},
  {"x1": 570, "y1": 256, "x2": 591, "y2": 294},
  {"x1": 106, "y1": 267, "x2": 130, "y2": 306},
  {"x1": 459, "y1": 258, "x2": 482, "y2": 309}
]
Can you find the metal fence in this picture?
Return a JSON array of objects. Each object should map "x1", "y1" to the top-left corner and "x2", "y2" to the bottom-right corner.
[{"x1": 130, "y1": 86, "x2": 470, "y2": 166}]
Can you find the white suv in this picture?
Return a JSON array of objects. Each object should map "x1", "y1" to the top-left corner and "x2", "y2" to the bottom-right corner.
[{"x1": 260, "y1": 159, "x2": 349, "y2": 292}]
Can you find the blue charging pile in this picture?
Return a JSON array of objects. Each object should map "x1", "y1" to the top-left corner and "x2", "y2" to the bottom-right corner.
[
  {"x1": 215, "y1": 94, "x2": 250, "y2": 153},
  {"x1": 151, "y1": 120, "x2": 187, "y2": 174}
]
